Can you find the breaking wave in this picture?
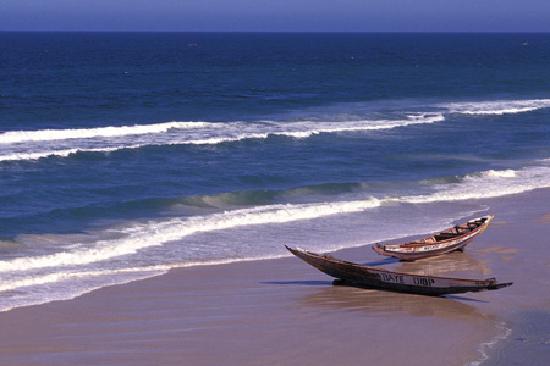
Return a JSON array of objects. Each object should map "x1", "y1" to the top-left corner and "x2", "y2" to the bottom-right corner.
[
  {"x1": 0, "y1": 198, "x2": 384, "y2": 273},
  {"x1": 406, "y1": 166, "x2": 550, "y2": 204},
  {"x1": 479, "y1": 169, "x2": 517, "y2": 178},
  {"x1": 1, "y1": 164, "x2": 549, "y2": 274},
  {"x1": 0, "y1": 146, "x2": 139, "y2": 162},
  {"x1": 0, "y1": 158, "x2": 548, "y2": 313},
  {"x1": 444, "y1": 99, "x2": 550, "y2": 115},
  {"x1": 3, "y1": 96, "x2": 550, "y2": 162},
  {"x1": 0, "y1": 121, "x2": 210, "y2": 144},
  {"x1": 0, "y1": 113, "x2": 444, "y2": 162}
]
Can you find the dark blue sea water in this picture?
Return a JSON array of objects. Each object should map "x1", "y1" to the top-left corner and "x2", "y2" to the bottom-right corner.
[{"x1": 1, "y1": 33, "x2": 550, "y2": 310}]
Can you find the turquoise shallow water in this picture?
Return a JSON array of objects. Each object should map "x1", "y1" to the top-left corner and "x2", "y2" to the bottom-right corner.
[{"x1": 1, "y1": 33, "x2": 550, "y2": 310}]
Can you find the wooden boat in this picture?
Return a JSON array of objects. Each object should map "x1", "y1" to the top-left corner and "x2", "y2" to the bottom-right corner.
[
  {"x1": 372, "y1": 215, "x2": 494, "y2": 261},
  {"x1": 285, "y1": 246, "x2": 511, "y2": 296}
]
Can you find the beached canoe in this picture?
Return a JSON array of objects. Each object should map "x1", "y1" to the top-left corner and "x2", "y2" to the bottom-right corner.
[
  {"x1": 372, "y1": 215, "x2": 494, "y2": 261},
  {"x1": 285, "y1": 246, "x2": 511, "y2": 296}
]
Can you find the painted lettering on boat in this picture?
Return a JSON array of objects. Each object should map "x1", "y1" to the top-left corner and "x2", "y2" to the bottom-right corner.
[
  {"x1": 379, "y1": 273, "x2": 435, "y2": 287},
  {"x1": 413, "y1": 277, "x2": 435, "y2": 287},
  {"x1": 379, "y1": 273, "x2": 405, "y2": 284}
]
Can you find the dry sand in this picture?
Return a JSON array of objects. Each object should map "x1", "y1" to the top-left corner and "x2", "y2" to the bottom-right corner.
[{"x1": 1, "y1": 189, "x2": 549, "y2": 366}]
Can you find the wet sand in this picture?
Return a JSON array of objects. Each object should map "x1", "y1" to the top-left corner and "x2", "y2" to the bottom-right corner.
[{"x1": 1, "y1": 189, "x2": 549, "y2": 365}]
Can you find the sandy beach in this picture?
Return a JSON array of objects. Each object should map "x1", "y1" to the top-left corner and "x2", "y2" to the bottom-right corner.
[{"x1": 0, "y1": 188, "x2": 549, "y2": 366}]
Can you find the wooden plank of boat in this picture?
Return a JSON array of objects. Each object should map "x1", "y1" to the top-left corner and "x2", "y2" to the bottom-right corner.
[
  {"x1": 285, "y1": 245, "x2": 512, "y2": 296},
  {"x1": 372, "y1": 215, "x2": 494, "y2": 261}
]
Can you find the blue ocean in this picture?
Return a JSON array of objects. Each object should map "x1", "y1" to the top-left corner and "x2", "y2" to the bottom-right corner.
[{"x1": 1, "y1": 33, "x2": 550, "y2": 310}]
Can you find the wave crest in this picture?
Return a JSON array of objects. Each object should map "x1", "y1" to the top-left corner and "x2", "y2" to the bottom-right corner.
[
  {"x1": 0, "y1": 121, "x2": 210, "y2": 145},
  {"x1": 0, "y1": 113, "x2": 444, "y2": 162},
  {"x1": 2, "y1": 161, "x2": 550, "y2": 311},
  {"x1": 479, "y1": 169, "x2": 517, "y2": 178},
  {"x1": 444, "y1": 99, "x2": 550, "y2": 116},
  {"x1": 0, "y1": 198, "x2": 383, "y2": 273},
  {"x1": 3, "y1": 162, "x2": 550, "y2": 274}
]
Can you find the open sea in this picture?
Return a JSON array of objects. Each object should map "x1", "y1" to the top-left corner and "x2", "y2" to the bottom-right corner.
[{"x1": 1, "y1": 32, "x2": 550, "y2": 312}]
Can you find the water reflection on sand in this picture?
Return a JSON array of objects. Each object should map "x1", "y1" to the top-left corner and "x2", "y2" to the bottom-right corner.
[
  {"x1": 300, "y1": 285, "x2": 491, "y2": 320},
  {"x1": 388, "y1": 252, "x2": 492, "y2": 277}
]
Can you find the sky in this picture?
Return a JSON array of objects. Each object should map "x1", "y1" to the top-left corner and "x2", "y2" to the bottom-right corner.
[{"x1": 0, "y1": 0, "x2": 549, "y2": 32}]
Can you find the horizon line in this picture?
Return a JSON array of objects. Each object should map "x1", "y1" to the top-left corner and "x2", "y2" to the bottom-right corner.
[{"x1": 1, "y1": 30, "x2": 550, "y2": 34}]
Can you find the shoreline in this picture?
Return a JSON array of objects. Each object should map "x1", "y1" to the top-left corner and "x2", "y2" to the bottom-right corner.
[{"x1": 1, "y1": 189, "x2": 549, "y2": 365}]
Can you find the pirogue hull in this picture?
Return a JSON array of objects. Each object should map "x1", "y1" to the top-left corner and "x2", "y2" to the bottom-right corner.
[
  {"x1": 372, "y1": 216, "x2": 494, "y2": 261},
  {"x1": 286, "y1": 246, "x2": 511, "y2": 296}
]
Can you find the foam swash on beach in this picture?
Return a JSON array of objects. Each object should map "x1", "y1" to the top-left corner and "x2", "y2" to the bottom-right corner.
[{"x1": 1, "y1": 161, "x2": 550, "y2": 311}]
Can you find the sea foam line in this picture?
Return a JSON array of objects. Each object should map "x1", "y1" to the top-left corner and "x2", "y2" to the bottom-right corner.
[
  {"x1": 1, "y1": 163, "x2": 550, "y2": 274},
  {"x1": 406, "y1": 166, "x2": 550, "y2": 204},
  {"x1": 0, "y1": 164, "x2": 549, "y2": 312},
  {"x1": 0, "y1": 256, "x2": 288, "y2": 312},
  {"x1": 0, "y1": 254, "x2": 291, "y2": 298},
  {"x1": 0, "y1": 121, "x2": 211, "y2": 144},
  {"x1": 467, "y1": 321, "x2": 512, "y2": 366},
  {"x1": 0, "y1": 198, "x2": 384, "y2": 272},
  {"x1": 444, "y1": 98, "x2": 550, "y2": 115},
  {"x1": 2, "y1": 96, "x2": 549, "y2": 149},
  {"x1": 0, "y1": 265, "x2": 171, "y2": 293},
  {"x1": 0, "y1": 215, "x2": 479, "y2": 312},
  {"x1": 0, "y1": 114, "x2": 444, "y2": 144},
  {"x1": 0, "y1": 113, "x2": 444, "y2": 161},
  {"x1": 0, "y1": 146, "x2": 143, "y2": 162}
]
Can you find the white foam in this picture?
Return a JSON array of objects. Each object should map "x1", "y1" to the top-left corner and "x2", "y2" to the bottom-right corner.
[
  {"x1": 405, "y1": 165, "x2": 550, "y2": 204},
  {"x1": 0, "y1": 146, "x2": 140, "y2": 162},
  {"x1": 2, "y1": 162, "x2": 550, "y2": 275},
  {"x1": 2, "y1": 162, "x2": 550, "y2": 274},
  {"x1": 2, "y1": 161, "x2": 550, "y2": 312},
  {"x1": 0, "y1": 198, "x2": 383, "y2": 273},
  {"x1": 0, "y1": 113, "x2": 444, "y2": 162},
  {"x1": 0, "y1": 121, "x2": 210, "y2": 144},
  {"x1": 271, "y1": 113, "x2": 445, "y2": 139},
  {"x1": 0, "y1": 214, "x2": 471, "y2": 312},
  {"x1": 0, "y1": 265, "x2": 170, "y2": 293},
  {"x1": 445, "y1": 99, "x2": 550, "y2": 115},
  {"x1": 0, "y1": 266, "x2": 173, "y2": 312},
  {"x1": 0, "y1": 250, "x2": 337, "y2": 312},
  {"x1": 3, "y1": 97, "x2": 550, "y2": 163},
  {"x1": 480, "y1": 169, "x2": 517, "y2": 178},
  {"x1": 468, "y1": 322, "x2": 512, "y2": 366}
]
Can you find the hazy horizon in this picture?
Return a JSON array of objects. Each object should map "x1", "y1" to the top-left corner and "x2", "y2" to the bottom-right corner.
[
  {"x1": 2, "y1": 30, "x2": 550, "y2": 34},
  {"x1": 1, "y1": 0, "x2": 549, "y2": 32}
]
